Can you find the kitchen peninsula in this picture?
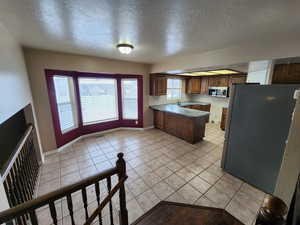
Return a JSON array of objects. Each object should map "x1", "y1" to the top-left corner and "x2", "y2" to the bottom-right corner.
[{"x1": 150, "y1": 102, "x2": 210, "y2": 144}]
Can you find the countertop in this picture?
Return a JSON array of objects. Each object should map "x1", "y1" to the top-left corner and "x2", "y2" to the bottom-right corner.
[
  {"x1": 150, "y1": 102, "x2": 210, "y2": 118},
  {"x1": 178, "y1": 101, "x2": 211, "y2": 106}
]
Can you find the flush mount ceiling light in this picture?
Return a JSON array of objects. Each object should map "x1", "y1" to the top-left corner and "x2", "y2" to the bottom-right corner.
[
  {"x1": 117, "y1": 43, "x2": 134, "y2": 54},
  {"x1": 179, "y1": 69, "x2": 241, "y2": 76}
]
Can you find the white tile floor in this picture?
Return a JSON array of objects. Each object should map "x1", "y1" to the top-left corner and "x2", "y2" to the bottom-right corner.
[{"x1": 37, "y1": 123, "x2": 266, "y2": 225}]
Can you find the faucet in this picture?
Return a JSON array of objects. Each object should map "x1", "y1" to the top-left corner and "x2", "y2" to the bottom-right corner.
[{"x1": 177, "y1": 100, "x2": 181, "y2": 105}]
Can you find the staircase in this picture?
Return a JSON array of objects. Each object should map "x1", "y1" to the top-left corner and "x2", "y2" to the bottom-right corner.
[{"x1": 0, "y1": 153, "x2": 128, "y2": 225}]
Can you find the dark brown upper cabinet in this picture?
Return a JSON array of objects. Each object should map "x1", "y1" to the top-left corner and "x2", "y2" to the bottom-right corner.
[
  {"x1": 228, "y1": 75, "x2": 247, "y2": 87},
  {"x1": 272, "y1": 63, "x2": 300, "y2": 84},
  {"x1": 186, "y1": 78, "x2": 201, "y2": 94},
  {"x1": 208, "y1": 76, "x2": 228, "y2": 87},
  {"x1": 150, "y1": 74, "x2": 167, "y2": 96},
  {"x1": 200, "y1": 77, "x2": 209, "y2": 94}
]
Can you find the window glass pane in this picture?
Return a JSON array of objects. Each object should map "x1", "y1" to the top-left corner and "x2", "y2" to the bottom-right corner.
[
  {"x1": 122, "y1": 79, "x2": 138, "y2": 119},
  {"x1": 167, "y1": 79, "x2": 173, "y2": 87},
  {"x1": 167, "y1": 78, "x2": 182, "y2": 99},
  {"x1": 53, "y1": 76, "x2": 77, "y2": 132},
  {"x1": 79, "y1": 78, "x2": 118, "y2": 124},
  {"x1": 167, "y1": 79, "x2": 181, "y2": 88}
]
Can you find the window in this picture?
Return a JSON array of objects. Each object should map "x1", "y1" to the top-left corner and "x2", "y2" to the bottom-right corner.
[
  {"x1": 122, "y1": 79, "x2": 138, "y2": 119},
  {"x1": 53, "y1": 76, "x2": 77, "y2": 133},
  {"x1": 46, "y1": 70, "x2": 143, "y2": 148},
  {"x1": 79, "y1": 78, "x2": 118, "y2": 124},
  {"x1": 167, "y1": 79, "x2": 182, "y2": 100}
]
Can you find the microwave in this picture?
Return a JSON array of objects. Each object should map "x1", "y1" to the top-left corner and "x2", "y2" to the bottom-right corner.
[{"x1": 208, "y1": 86, "x2": 229, "y2": 98}]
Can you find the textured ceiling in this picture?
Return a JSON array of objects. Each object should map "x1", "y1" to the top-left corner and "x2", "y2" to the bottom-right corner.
[{"x1": 1, "y1": 0, "x2": 300, "y2": 63}]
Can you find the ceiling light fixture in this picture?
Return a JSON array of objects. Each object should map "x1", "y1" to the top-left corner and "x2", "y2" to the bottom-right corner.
[
  {"x1": 117, "y1": 43, "x2": 134, "y2": 54},
  {"x1": 178, "y1": 69, "x2": 241, "y2": 76}
]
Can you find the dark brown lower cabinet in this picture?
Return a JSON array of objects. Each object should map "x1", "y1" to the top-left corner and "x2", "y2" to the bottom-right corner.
[
  {"x1": 220, "y1": 107, "x2": 228, "y2": 130},
  {"x1": 154, "y1": 110, "x2": 164, "y2": 129},
  {"x1": 183, "y1": 104, "x2": 211, "y2": 112},
  {"x1": 153, "y1": 110, "x2": 208, "y2": 144}
]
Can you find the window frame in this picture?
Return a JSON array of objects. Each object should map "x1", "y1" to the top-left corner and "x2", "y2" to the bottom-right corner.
[
  {"x1": 121, "y1": 78, "x2": 138, "y2": 120},
  {"x1": 46, "y1": 69, "x2": 143, "y2": 147},
  {"x1": 167, "y1": 78, "x2": 182, "y2": 100},
  {"x1": 78, "y1": 77, "x2": 119, "y2": 125},
  {"x1": 53, "y1": 75, "x2": 78, "y2": 133}
]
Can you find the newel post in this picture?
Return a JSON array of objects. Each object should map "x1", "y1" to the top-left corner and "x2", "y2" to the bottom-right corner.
[{"x1": 116, "y1": 153, "x2": 128, "y2": 225}]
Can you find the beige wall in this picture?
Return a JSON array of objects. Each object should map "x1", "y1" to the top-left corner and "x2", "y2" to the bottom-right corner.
[
  {"x1": 191, "y1": 95, "x2": 229, "y2": 123},
  {"x1": 23, "y1": 48, "x2": 152, "y2": 152},
  {"x1": 151, "y1": 38, "x2": 300, "y2": 73},
  {"x1": 275, "y1": 93, "x2": 300, "y2": 204}
]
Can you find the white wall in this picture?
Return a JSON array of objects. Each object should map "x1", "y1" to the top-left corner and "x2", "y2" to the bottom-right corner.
[
  {"x1": 275, "y1": 92, "x2": 300, "y2": 204},
  {"x1": 247, "y1": 60, "x2": 273, "y2": 84},
  {"x1": 0, "y1": 22, "x2": 35, "y2": 211},
  {"x1": 0, "y1": 23, "x2": 32, "y2": 124},
  {"x1": 191, "y1": 95, "x2": 229, "y2": 123}
]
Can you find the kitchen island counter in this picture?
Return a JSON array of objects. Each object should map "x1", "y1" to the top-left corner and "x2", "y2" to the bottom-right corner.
[
  {"x1": 150, "y1": 102, "x2": 210, "y2": 144},
  {"x1": 150, "y1": 103, "x2": 209, "y2": 118}
]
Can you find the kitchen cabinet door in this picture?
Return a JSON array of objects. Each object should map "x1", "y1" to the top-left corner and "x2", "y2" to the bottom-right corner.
[
  {"x1": 288, "y1": 63, "x2": 300, "y2": 82},
  {"x1": 150, "y1": 74, "x2": 167, "y2": 96},
  {"x1": 218, "y1": 76, "x2": 229, "y2": 86},
  {"x1": 200, "y1": 77, "x2": 209, "y2": 94},
  {"x1": 157, "y1": 76, "x2": 167, "y2": 95},
  {"x1": 192, "y1": 78, "x2": 201, "y2": 93},
  {"x1": 154, "y1": 110, "x2": 164, "y2": 129},
  {"x1": 208, "y1": 77, "x2": 217, "y2": 87},
  {"x1": 164, "y1": 112, "x2": 179, "y2": 136},
  {"x1": 272, "y1": 63, "x2": 300, "y2": 83},
  {"x1": 186, "y1": 78, "x2": 201, "y2": 94},
  {"x1": 220, "y1": 107, "x2": 228, "y2": 130},
  {"x1": 228, "y1": 75, "x2": 247, "y2": 87}
]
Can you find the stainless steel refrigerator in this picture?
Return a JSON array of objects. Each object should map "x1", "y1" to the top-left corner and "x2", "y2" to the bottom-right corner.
[{"x1": 221, "y1": 84, "x2": 300, "y2": 194}]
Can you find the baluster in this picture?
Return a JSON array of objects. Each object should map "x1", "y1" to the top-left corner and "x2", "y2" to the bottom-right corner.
[
  {"x1": 30, "y1": 134, "x2": 39, "y2": 173},
  {"x1": 20, "y1": 146, "x2": 33, "y2": 197},
  {"x1": 49, "y1": 201, "x2": 58, "y2": 225},
  {"x1": 18, "y1": 148, "x2": 33, "y2": 199},
  {"x1": 81, "y1": 187, "x2": 89, "y2": 220},
  {"x1": 95, "y1": 182, "x2": 103, "y2": 225},
  {"x1": 11, "y1": 164, "x2": 25, "y2": 205},
  {"x1": 107, "y1": 177, "x2": 114, "y2": 225},
  {"x1": 66, "y1": 194, "x2": 75, "y2": 225},
  {"x1": 21, "y1": 145, "x2": 35, "y2": 197},
  {"x1": 3, "y1": 179, "x2": 13, "y2": 207},
  {"x1": 28, "y1": 137, "x2": 38, "y2": 181},
  {"x1": 13, "y1": 161, "x2": 30, "y2": 222},
  {"x1": 29, "y1": 210, "x2": 38, "y2": 225},
  {"x1": 4, "y1": 175, "x2": 24, "y2": 225},
  {"x1": 15, "y1": 154, "x2": 31, "y2": 202},
  {"x1": 116, "y1": 153, "x2": 128, "y2": 225},
  {"x1": 27, "y1": 140, "x2": 38, "y2": 189},
  {"x1": 6, "y1": 173, "x2": 18, "y2": 207}
]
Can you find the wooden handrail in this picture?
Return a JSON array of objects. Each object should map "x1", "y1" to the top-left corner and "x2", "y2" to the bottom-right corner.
[
  {"x1": 0, "y1": 167, "x2": 118, "y2": 223},
  {"x1": 84, "y1": 176, "x2": 128, "y2": 225}
]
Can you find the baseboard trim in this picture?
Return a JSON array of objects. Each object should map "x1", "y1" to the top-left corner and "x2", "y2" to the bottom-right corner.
[{"x1": 44, "y1": 126, "x2": 154, "y2": 156}]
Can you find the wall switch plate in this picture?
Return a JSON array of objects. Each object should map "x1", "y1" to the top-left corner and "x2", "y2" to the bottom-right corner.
[{"x1": 294, "y1": 89, "x2": 300, "y2": 99}]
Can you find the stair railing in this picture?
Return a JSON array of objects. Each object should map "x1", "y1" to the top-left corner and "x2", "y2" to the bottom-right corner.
[
  {"x1": 0, "y1": 153, "x2": 128, "y2": 225},
  {"x1": 1, "y1": 124, "x2": 40, "y2": 225}
]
